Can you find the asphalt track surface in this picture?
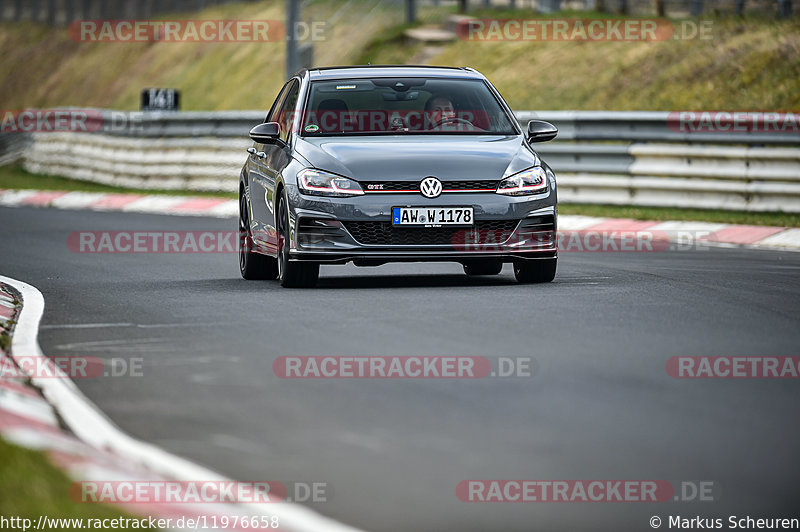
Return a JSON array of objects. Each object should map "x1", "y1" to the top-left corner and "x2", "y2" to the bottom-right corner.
[{"x1": 1, "y1": 205, "x2": 799, "y2": 532}]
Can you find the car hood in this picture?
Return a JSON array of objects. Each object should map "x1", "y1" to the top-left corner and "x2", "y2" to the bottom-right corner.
[{"x1": 293, "y1": 135, "x2": 540, "y2": 181}]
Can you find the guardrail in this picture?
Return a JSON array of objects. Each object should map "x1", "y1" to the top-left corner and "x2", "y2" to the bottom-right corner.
[{"x1": 2, "y1": 109, "x2": 799, "y2": 212}]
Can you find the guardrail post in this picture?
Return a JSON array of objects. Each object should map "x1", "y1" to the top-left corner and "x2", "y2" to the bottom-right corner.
[
  {"x1": 64, "y1": 0, "x2": 74, "y2": 24},
  {"x1": 778, "y1": 0, "x2": 792, "y2": 16},
  {"x1": 405, "y1": 0, "x2": 416, "y2": 24},
  {"x1": 286, "y1": 0, "x2": 299, "y2": 78},
  {"x1": 690, "y1": 0, "x2": 703, "y2": 16}
]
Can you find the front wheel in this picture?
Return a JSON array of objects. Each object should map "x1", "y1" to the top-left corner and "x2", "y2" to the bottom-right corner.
[
  {"x1": 277, "y1": 192, "x2": 319, "y2": 288},
  {"x1": 513, "y1": 258, "x2": 556, "y2": 284}
]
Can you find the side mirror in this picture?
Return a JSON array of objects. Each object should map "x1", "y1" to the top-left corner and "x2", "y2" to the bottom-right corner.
[
  {"x1": 526, "y1": 120, "x2": 558, "y2": 143},
  {"x1": 250, "y1": 122, "x2": 281, "y2": 143}
]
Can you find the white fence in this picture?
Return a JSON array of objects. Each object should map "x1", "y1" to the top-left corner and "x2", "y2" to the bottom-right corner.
[
  {"x1": 3, "y1": 110, "x2": 800, "y2": 212},
  {"x1": 23, "y1": 133, "x2": 244, "y2": 192}
]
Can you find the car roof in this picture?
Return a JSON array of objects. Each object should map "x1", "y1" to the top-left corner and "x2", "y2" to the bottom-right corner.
[{"x1": 305, "y1": 65, "x2": 485, "y2": 81}]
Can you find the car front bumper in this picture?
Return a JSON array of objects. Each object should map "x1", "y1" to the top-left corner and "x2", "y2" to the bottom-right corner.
[{"x1": 285, "y1": 185, "x2": 558, "y2": 265}]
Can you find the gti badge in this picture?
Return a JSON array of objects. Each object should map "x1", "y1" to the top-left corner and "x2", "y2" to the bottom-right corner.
[{"x1": 419, "y1": 177, "x2": 443, "y2": 198}]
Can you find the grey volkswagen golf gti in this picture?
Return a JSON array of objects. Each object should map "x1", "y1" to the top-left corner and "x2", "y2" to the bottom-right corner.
[{"x1": 239, "y1": 65, "x2": 559, "y2": 288}]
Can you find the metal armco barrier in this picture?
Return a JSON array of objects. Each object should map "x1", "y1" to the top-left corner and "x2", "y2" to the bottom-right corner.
[{"x1": 2, "y1": 109, "x2": 799, "y2": 211}]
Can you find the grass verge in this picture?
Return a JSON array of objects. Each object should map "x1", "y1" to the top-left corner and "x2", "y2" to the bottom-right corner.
[
  {"x1": 0, "y1": 165, "x2": 236, "y2": 198},
  {"x1": 363, "y1": 12, "x2": 800, "y2": 111},
  {"x1": 0, "y1": 437, "x2": 137, "y2": 522},
  {"x1": 560, "y1": 203, "x2": 799, "y2": 227}
]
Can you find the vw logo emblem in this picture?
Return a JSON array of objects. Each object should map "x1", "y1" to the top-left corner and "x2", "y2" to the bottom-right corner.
[{"x1": 419, "y1": 177, "x2": 443, "y2": 198}]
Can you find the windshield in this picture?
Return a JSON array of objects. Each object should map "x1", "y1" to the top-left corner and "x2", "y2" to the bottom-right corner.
[{"x1": 299, "y1": 77, "x2": 517, "y2": 136}]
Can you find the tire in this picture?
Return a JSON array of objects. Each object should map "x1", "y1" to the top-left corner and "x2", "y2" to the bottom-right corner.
[
  {"x1": 239, "y1": 192, "x2": 278, "y2": 280},
  {"x1": 513, "y1": 258, "x2": 557, "y2": 284},
  {"x1": 463, "y1": 260, "x2": 503, "y2": 276},
  {"x1": 277, "y1": 192, "x2": 319, "y2": 288}
]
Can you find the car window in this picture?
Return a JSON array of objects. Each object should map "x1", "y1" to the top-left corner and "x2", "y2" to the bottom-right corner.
[
  {"x1": 278, "y1": 80, "x2": 300, "y2": 143},
  {"x1": 301, "y1": 77, "x2": 517, "y2": 136},
  {"x1": 266, "y1": 82, "x2": 291, "y2": 123}
]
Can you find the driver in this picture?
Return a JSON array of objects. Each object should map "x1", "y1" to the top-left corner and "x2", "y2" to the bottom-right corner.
[{"x1": 424, "y1": 95, "x2": 457, "y2": 128}]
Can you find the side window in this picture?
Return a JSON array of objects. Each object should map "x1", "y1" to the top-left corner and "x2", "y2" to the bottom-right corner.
[
  {"x1": 278, "y1": 81, "x2": 300, "y2": 143},
  {"x1": 266, "y1": 82, "x2": 291, "y2": 123}
]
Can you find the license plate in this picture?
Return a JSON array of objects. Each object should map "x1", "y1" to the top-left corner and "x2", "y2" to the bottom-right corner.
[{"x1": 392, "y1": 207, "x2": 474, "y2": 226}]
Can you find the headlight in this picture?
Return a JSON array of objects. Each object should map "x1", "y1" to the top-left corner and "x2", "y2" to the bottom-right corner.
[
  {"x1": 496, "y1": 167, "x2": 548, "y2": 196},
  {"x1": 297, "y1": 168, "x2": 364, "y2": 197}
]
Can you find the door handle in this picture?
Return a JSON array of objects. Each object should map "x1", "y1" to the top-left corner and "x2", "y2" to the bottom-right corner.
[{"x1": 247, "y1": 147, "x2": 256, "y2": 154}]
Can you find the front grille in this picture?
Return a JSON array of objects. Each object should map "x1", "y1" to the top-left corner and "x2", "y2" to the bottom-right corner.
[
  {"x1": 362, "y1": 181, "x2": 418, "y2": 192},
  {"x1": 361, "y1": 180, "x2": 499, "y2": 193},
  {"x1": 442, "y1": 180, "x2": 498, "y2": 191},
  {"x1": 342, "y1": 220, "x2": 519, "y2": 246}
]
